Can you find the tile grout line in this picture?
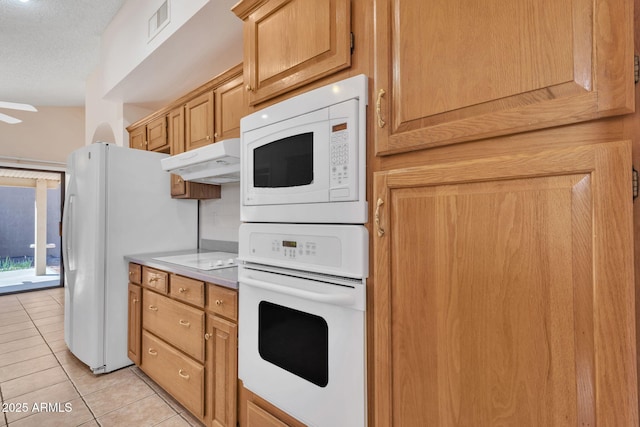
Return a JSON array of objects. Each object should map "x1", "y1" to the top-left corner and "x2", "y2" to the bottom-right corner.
[
  {"x1": 15, "y1": 292, "x2": 102, "y2": 427},
  {"x1": 1, "y1": 382, "x2": 8, "y2": 427}
]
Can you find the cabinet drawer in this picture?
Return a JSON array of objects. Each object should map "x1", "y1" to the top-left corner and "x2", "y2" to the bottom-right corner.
[
  {"x1": 207, "y1": 284, "x2": 238, "y2": 321},
  {"x1": 141, "y1": 331, "x2": 204, "y2": 418},
  {"x1": 170, "y1": 275, "x2": 205, "y2": 307},
  {"x1": 142, "y1": 267, "x2": 168, "y2": 294},
  {"x1": 128, "y1": 264, "x2": 142, "y2": 285},
  {"x1": 143, "y1": 289, "x2": 205, "y2": 362}
]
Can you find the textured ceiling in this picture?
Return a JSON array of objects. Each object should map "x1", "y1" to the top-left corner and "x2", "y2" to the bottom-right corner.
[{"x1": 0, "y1": 0, "x2": 126, "y2": 107}]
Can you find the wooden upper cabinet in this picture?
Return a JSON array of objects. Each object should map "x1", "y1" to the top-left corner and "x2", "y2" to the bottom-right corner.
[
  {"x1": 215, "y1": 74, "x2": 244, "y2": 141},
  {"x1": 373, "y1": 0, "x2": 634, "y2": 156},
  {"x1": 185, "y1": 91, "x2": 215, "y2": 151},
  {"x1": 129, "y1": 125, "x2": 146, "y2": 150},
  {"x1": 373, "y1": 141, "x2": 637, "y2": 426},
  {"x1": 233, "y1": 0, "x2": 352, "y2": 105},
  {"x1": 168, "y1": 106, "x2": 188, "y2": 197},
  {"x1": 147, "y1": 115, "x2": 169, "y2": 152}
]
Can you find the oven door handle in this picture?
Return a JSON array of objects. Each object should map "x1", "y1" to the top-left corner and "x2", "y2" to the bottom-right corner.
[{"x1": 241, "y1": 276, "x2": 356, "y2": 306}]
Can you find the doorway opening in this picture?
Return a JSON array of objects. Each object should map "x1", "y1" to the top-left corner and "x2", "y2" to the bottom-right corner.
[{"x1": 0, "y1": 167, "x2": 65, "y2": 295}]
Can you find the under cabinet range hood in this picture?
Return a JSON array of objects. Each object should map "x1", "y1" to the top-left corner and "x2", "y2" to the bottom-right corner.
[{"x1": 161, "y1": 138, "x2": 240, "y2": 184}]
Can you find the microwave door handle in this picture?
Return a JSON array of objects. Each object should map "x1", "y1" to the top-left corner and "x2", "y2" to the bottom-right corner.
[{"x1": 241, "y1": 276, "x2": 355, "y2": 306}]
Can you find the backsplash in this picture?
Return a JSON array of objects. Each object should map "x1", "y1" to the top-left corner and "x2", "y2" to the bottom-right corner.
[{"x1": 199, "y1": 182, "x2": 241, "y2": 243}]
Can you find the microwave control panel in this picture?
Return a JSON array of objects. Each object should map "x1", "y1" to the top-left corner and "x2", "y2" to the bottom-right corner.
[{"x1": 329, "y1": 99, "x2": 358, "y2": 201}]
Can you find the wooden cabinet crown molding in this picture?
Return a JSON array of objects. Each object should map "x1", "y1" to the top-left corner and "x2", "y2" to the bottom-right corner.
[{"x1": 231, "y1": 0, "x2": 269, "y2": 19}]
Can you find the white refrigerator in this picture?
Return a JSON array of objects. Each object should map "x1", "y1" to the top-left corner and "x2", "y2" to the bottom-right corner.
[{"x1": 62, "y1": 143, "x2": 197, "y2": 374}]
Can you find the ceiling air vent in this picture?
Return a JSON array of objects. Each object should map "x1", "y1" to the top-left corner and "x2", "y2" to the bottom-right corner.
[{"x1": 148, "y1": 0, "x2": 170, "y2": 42}]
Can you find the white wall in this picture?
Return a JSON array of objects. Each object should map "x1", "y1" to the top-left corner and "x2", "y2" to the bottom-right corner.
[
  {"x1": 0, "y1": 107, "x2": 84, "y2": 164},
  {"x1": 100, "y1": 0, "x2": 209, "y2": 96},
  {"x1": 200, "y1": 183, "x2": 241, "y2": 243}
]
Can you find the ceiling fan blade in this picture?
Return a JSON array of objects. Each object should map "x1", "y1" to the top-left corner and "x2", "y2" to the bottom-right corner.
[
  {"x1": 0, "y1": 101, "x2": 37, "y2": 112},
  {"x1": 0, "y1": 113, "x2": 22, "y2": 124}
]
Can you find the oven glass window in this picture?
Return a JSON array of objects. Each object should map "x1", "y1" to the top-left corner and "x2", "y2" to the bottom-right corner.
[
  {"x1": 253, "y1": 133, "x2": 313, "y2": 188},
  {"x1": 258, "y1": 301, "x2": 328, "y2": 387}
]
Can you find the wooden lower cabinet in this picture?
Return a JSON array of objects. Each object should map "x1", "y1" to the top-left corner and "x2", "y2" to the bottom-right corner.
[
  {"x1": 372, "y1": 141, "x2": 637, "y2": 426},
  {"x1": 207, "y1": 315, "x2": 237, "y2": 427},
  {"x1": 127, "y1": 283, "x2": 141, "y2": 365},
  {"x1": 239, "y1": 383, "x2": 307, "y2": 427},
  {"x1": 131, "y1": 263, "x2": 238, "y2": 427}
]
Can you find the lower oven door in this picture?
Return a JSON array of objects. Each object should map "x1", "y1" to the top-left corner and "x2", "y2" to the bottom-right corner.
[{"x1": 238, "y1": 266, "x2": 366, "y2": 427}]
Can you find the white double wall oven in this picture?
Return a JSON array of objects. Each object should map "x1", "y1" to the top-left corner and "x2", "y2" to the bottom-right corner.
[{"x1": 237, "y1": 75, "x2": 369, "y2": 427}]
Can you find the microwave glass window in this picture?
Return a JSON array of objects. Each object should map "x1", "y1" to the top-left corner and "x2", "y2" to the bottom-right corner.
[
  {"x1": 253, "y1": 133, "x2": 313, "y2": 188},
  {"x1": 258, "y1": 301, "x2": 329, "y2": 387}
]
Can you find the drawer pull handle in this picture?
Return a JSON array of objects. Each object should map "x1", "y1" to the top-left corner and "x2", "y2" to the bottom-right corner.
[
  {"x1": 215, "y1": 299, "x2": 223, "y2": 306},
  {"x1": 148, "y1": 348, "x2": 158, "y2": 356},
  {"x1": 179, "y1": 319, "x2": 190, "y2": 327},
  {"x1": 148, "y1": 305, "x2": 158, "y2": 311},
  {"x1": 149, "y1": 277, "x2": 159, "y2": 283},
  {"x1": 179, "y1": 287, "x2": 187, "y2": 293},
  {"x1": 178, "y1": 369, "x2": 190, "y2": 380}
]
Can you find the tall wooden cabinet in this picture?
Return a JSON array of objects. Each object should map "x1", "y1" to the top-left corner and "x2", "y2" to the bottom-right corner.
[
  {"x1": 373, "y1": 142, "x2": 637, "y2": 426},
  {"x1": 373, "y1": 0, "x2": 634, "y2": 156},
  {"x1": 370, "y1": 0, "x2": 638, "y2": 425}
]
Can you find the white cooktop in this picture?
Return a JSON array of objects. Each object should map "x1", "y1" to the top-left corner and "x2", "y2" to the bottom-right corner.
[{"x1": 153, "y1": 252, "x2": 238, "y2": 271}]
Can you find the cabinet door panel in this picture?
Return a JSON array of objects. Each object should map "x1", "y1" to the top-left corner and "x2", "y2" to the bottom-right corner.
[
  {"x1": 208, "y1": 314, "x2": 238, "y2": 427},
  {"x1": 241, "y1": 0, "x2": 351, "y2": 105},
  {"x1": 127, "y1": 283, "x2": 141, "y2": 365},
  {"x1": 129, "y1": 126, "x2": 146, "y2": 150},
  {"x1": 186, "y1": 91, "x2": 214, "y2": 150},
  {"x1": 373, "y1": 141, "x2": 637, "y2": 426},
  {"x1": 374, "y1": 0, "x2": 634, "y2": 155},
  {"x1": 215, "y1": 74, "x2": 244, "y2": 141},
  {"x1": 147, "y1": 116, "x2": 168, "y2": 152}
]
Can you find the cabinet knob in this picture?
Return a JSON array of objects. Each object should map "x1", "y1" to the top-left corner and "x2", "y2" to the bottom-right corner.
[
  {"x1": 132, "y1": 298, "x2": 139, "y2": 304},
  {"x1": 214, "y1": 132, "x2": 219, "y2": 138},
  {"x1": 148, "y1": 305, "x2": 158, "y2": 311},
  {"x1": 215, "y1": 299, "x2": 223, "y2": 306},
  {"x1": 204, "y1": 333, "x2": 211, "y2": 340},
  {"x1": 179, "y1": 319, "x2": 190, "y2": 327},
  {"x1": 179, "y1": 287, "x2": 187, "y2": 293},
  {"x1": 206, "y1": 135, "x2": 211, "y2": 140},
  {"x1": 245, "y1": 84, "x2": 253, "y2": 92},
  {"x1": 148, "y1": 348, "x2": 158, "y2": 356}
]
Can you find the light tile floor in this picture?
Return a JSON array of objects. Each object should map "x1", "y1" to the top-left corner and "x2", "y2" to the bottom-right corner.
[{"x1": 0, "y1": 287, "x2": 205, "y2": 427}]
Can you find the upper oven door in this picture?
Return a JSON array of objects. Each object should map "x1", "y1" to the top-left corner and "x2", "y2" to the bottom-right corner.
[{"x1": 242, "y1": 107, "x2": 330, "y2": 206}]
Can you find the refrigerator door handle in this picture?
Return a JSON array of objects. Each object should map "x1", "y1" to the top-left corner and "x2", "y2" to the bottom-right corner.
[{"x1": 62, "y1": 194, "x2": 76, "y2": 275}]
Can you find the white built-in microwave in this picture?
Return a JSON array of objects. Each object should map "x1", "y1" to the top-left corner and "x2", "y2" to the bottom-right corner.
[{"x1": 240, "y1": 74, "x2": 368, "y2": 224}]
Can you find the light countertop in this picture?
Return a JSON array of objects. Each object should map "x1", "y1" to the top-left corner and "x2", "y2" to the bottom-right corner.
[{"x1": 125, "y1": 249, "x2": 238, "y2": 290}]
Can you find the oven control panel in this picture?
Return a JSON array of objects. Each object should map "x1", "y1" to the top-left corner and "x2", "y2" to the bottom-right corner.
[
  {"x1": 258, "y1": 234, "x2": 341, "y2": 267},
  {"x1": 239, "y1": 223, "x2": 368, "y2": 278}
]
